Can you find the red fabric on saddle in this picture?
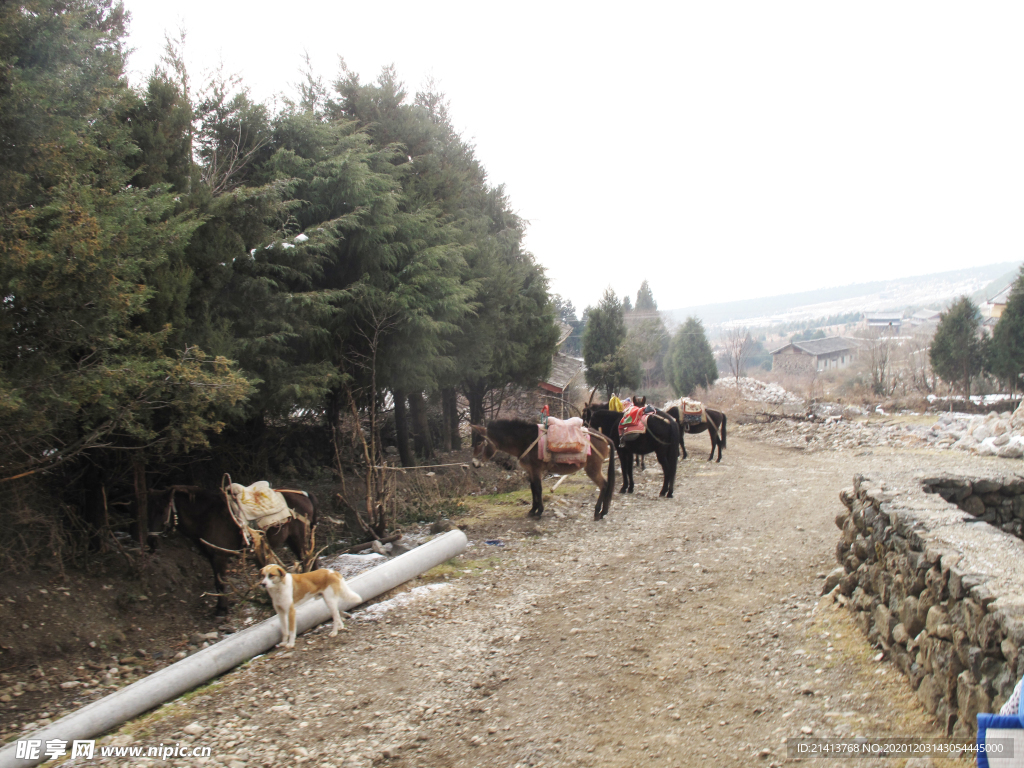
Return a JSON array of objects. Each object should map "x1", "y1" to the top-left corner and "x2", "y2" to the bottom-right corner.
[{"x1": 618, "y1": 405, "x2": 648, "y2": 439}]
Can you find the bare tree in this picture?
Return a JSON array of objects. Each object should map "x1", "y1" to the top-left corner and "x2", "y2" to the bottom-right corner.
[
  {"x1": 722, "y1": 327, "x2": 755, "y2": 385},
  {"x1": 866, "y1": 330, "x2": 896, "y2": 396},
  {"x1": 334, "y1": 303, "x2": 400, "y2": 541}
]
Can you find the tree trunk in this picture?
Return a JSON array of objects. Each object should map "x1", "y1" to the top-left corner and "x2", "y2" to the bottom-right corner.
[
  {"x1": 440, "y1": 387, "x2": 455, "y2": 452},
  {"x1": 133, "y1": 456, "x2": 148, "y2": 548},
  {"x1": 326, "y1": 389, "x2": 346, "y2": 484},
  {"x1": 467, "y1": 388, "x2": 485, "y2": 447},
  {"x1": 447, "y1": 388, "x2": 462, "y2": 450},
  {"x1": 392, "y1": 388, "x2": 415, "y2": 467},
  {"x1": 408, "y1": 391, "x2": 434, "y2": 460}
]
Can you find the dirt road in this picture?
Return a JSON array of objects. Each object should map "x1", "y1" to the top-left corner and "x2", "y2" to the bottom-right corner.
[{"x1": 96, "y1": 430, "x2": 998, "y2": 767}]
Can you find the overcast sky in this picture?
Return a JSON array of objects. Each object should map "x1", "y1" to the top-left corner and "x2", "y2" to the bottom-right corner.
[{"x1": 120, "y1": 1, "x2": 1024, "y2": 314}]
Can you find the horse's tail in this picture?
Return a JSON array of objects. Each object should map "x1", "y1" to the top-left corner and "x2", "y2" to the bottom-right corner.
[
  {"x1": 606, "y1": 438, "x2": 615, "y2": 512},
  {"x1": 304, "y1": 490, "x2": 319, "y2": 548},
  {"x1": 720, "y1": 412, "x2": 727, "y2": 450}
]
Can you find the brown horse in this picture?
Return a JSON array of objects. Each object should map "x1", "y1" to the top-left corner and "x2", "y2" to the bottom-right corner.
[
  {"x1": 148, "y1": 485, "x2": 318, "y2": 615},
  {"x1": 471, "y1": 420, "x2": 615, "y2": 520}
]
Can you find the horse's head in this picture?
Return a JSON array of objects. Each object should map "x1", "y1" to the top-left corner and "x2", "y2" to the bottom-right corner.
[
  {"x1": 634, "y1": 395, "x2": 647, "y2": 408},
  {"x1": 471, "y1": 425, "x2": 496, "y2": 468},
  {"x1": 148, "y1": 485, "x2": 194, "y2": 538}
]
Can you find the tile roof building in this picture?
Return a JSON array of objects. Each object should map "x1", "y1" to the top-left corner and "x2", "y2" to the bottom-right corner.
[{"x1": 769, "y1": 336, "x2": 861, "y2": 375}]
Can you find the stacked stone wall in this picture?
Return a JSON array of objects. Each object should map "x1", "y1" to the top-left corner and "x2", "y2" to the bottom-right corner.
[
  {"x1": 830, "y1": 472, "x2": 1024, "y2": 740},
  {"x1": 772, "y1": 352, "x2": 816, "y2": 376}
]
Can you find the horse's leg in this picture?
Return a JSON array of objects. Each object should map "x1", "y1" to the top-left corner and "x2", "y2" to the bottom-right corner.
[
  {"x1": 657, "y1": 448, "x2": 670, "y2": 497},
  {"x1": 528, "y1": 470, "x2": 544, "y2": 518},
  {"x1": 585, "y1": 455, "x2": 606, "y2": 520},
  {"x1": 665, "y1": 445, "x2": 677, "y2": 498},
  {"x1": 283, "y1": 522, "x2": 307, "y2": 565},
  {"x1": 707, "y1": 419, "x2": 720, "y2": 462},
  {"x1": 681, "y1": 429, "x2": 688, "y2": 461},
  {"x1": 621, "y1": 449, "x2": 634, "y2": 493},
  {"x1": 600, "y1": 444, "x2": 615, "y2": 519},
  {"x1": 209, "y1": 554, "x2": 231, "y2": 616}
]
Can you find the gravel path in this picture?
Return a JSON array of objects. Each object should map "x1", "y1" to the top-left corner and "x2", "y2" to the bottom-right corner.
[{"x1": 88, "y1": 430, "x2": 1004, "y2": 768}]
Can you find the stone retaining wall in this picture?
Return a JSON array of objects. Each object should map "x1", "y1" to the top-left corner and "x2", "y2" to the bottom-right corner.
[{"x1": 830, "y1": 471, "x2": 1024, "y2": 740}]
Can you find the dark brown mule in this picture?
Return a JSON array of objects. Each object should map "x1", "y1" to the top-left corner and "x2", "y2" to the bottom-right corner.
[
  {"x1": 148, "y1": 486, "x2": 318, "y2": 615},
  {"x1": 666, "y1": 405, "x2": 728, "y2": 462},
  {"x1": 471, "y1": 420, "x2": 615, "y2": 520}
]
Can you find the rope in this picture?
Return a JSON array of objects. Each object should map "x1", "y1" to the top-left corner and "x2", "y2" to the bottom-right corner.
[
  {"x1": 518, "y1": 433, "x2": 543, "y2": 462},
  {"x1": 371, "y1": 461, "x2": 472, "y2": 471}
]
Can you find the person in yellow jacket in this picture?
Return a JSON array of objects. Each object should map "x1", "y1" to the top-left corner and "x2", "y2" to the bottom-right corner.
[{"x1": 608, "y1": 395, "x2": 624, "y2": 412}]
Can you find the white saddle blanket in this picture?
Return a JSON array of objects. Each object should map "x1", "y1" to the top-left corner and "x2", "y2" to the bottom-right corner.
[
  {"x1": 229, "y1": 481, "x2": 292, "y2": 530},
  {"x1": 667, "y1": 397, "x2": 706, "y2": 423}
]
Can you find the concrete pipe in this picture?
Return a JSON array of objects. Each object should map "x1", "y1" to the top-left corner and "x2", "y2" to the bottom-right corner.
[{"x1": 0, "y1": 529, "x2": 467, "y2": 768}]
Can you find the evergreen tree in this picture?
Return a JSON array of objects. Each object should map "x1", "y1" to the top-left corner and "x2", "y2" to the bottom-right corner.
[
  {"x1": 929, "y1": 296, "x2": 983, "y2": 399},
  {"x1": 331, "y1": 70, "x2": 555, "y2": 456},
  {"x1": 454, "y1": 187, "x2": 558, "y2": 431},
  {"x1": 583, "y1": 288, "x2": 639, "y2": 396},
  {"x1": 0, "y1": 0, "x2": 249, "y2": 478},
  {"x1": 552, "y1": 295, "x2": 583, "y2": 356},
  {"x1": 626, "y1": 316, "x2": 669, "y2": 391},
  {"x1": 552, "y1": 295, "x2": 578, "y2": 324},
  {"x1": 635, "y1": 280, "x2": 658, "y2": 311},
  {"x1": 622, "y1": 295, "x2": 633, "y2": 312},
  {"x1": 666, "y1": 317, "x2": 718, "y2": 397},
  {"x1": 990, "y1": 266, "x2": 1024, "y2": 395}
]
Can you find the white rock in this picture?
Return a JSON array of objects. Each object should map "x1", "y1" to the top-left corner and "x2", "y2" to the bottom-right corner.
[
  {"x1": 998, "y1": 440, "x2": 1024, "y2": 459},
  {"x1": 182, "y1": 722, "x2": 205, "y2": 736},
  {"x1": 976, "y1": 441, "x2": 998, "y2": 457}
]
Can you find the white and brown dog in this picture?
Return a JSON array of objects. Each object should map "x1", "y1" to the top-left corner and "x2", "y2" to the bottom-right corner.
[{"x1": 260, "y1": 564, "x2": 362, "y2": 648}]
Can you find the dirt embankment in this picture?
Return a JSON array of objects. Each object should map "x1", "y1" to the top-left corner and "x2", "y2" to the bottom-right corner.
[{"x1": 9, "y1": 422, "x2": 1004, "y2": 768}]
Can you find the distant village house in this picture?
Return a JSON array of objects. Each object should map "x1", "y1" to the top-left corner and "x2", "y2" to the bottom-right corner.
[
  {"x1": 537, "y1": 322, "x2": 585, "y2": 417},
  {"x1": 770, "y1": 336, "x2": 861, "y2": 375},
  {"x1": 864, "y1": 312, "x2": 903, "y2": 332},
  {"x1": 909, "y1": 309, "x2": 941, "y2": 326}
]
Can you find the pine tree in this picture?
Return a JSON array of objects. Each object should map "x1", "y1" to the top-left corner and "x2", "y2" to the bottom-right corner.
[
  {"x1": 583, "y1": 288, "x2": 639, "y2": 396},
  {"x1": 990, "y1": 267, "x2": 1024, "y2": 395},
  {"x1": 666, "y1": 317, "x2": 718, "y2": 397},
  {"x1": 626, "y1": 317, "x2": 669, "y2": 391},
  {"x1": 0, "y1": 0, "x2": 249, "y2": 478},
  {"x1": 635, "y1": 280, "x2": 658, "y2": 311},
  {"x1": 930, "y1": 296, "x2": 983, "y2": 399}
]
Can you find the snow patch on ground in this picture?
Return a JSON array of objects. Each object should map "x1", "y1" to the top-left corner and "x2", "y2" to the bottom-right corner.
[{"x1": 352, "y1": 583, "x2": 450, "y2": 622}]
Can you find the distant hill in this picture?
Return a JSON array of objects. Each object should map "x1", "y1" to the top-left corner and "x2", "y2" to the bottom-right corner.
[{"x1": 663, "y1": 262, "x2": 1021, "y2": 329}]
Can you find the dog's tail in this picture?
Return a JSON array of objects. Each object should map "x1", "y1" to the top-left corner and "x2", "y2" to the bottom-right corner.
[{"x1": 335, "y1": 578, "x2": 362, "y2": 606}]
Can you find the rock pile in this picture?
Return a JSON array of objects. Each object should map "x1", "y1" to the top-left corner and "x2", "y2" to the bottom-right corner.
[
  {"x1": 737, "y1": 401, "x2": 1024, "y2": 462},
  {"x1": 716, "y1": 376, "x2": 805, "y2": 406},
  {"x1": 926, "y1": 408, "x2": 1024, "y2": 459},
  {"x1": 831, "y1": 472, "x2": 1024, "y2": 739},
  {"x1": 737, "y1": 418, "x2": 927, "y2": 453}
]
